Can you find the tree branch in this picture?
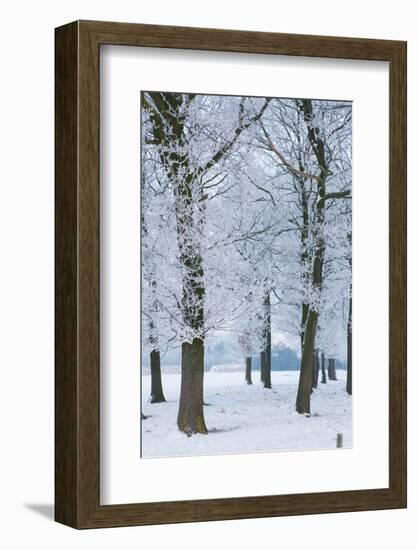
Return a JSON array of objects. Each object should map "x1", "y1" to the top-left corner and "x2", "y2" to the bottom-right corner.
[
  {"x1": 318, "y1": 189, "x2": 351, "y2": 208},
  {"x1": 200, "y1": 99, "x2": 271, "y2": 175},
  {"x1": 261, "y1": 125, "x2": 321, "y2": 183}
]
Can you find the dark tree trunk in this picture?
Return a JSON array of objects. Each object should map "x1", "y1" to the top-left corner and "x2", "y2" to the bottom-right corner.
[
  {"x1": 259, "y1": 292, "x2": 272, "y2": 388},
  {"x1": 346, "y1": 292, "x2": 352, "y2": 394},
  {"x1": 295, "y1": 98, "x2": 328, "y2": 415},
  {"x1": 264, "y1": 356, "x2": 272, "y2": 389},
  {"x1": 311, "y1": 348, "x2": 319, "y2": 391},
  {"x1": 299, "y1": 178, "x2": 310, "y2": 353},
  {"x1": 174, "y1": 179, "x2": 207, "y2": 433},
  {"x1": 296, "y1": 309, "x2": 318, "y2": 414},
  {"x1": 177, "y1": 338, "x2": 207, "y2": 435},
  {"x1": 328, "y1": 358, "x2": 337, "y2": 381},
  {"x1": 260, "y1": 351, "x2": 266, "y2": 384},
  {"x1": 300, "y1": 302, "x2": 309, "y2": 354},
  {"x1": 176, "y1": 240, "x2": 207, "y2": 434},
  {"x1": 245, "y1": 356, "x2": 253, "y2": 385},
  {"x1": 149, "y1": 349, "x2": 166, "y2": 403},
  {"x1": 321, "y1": 351, "x2": 327, "y2": 384},
  {"x1": 263, "y1": 291, "x2": 272, "y2": 389}
]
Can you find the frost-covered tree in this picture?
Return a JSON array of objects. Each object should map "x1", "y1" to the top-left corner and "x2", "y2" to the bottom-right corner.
[
  {"x1": 254, "y1": 98, "x2": 352, "y2": 413},
  {"x1": 142, "y1": 92, "x2": 269, "y2": 434}
]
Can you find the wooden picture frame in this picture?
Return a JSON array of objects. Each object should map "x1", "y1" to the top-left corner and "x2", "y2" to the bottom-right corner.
[{"x1": 55, "y1": 20, "x2": 407, "y2": 528}]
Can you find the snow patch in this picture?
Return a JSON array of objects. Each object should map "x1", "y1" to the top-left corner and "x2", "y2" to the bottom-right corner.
[{"x1": 141, "y1": 370, "x2": 352, "y2": 458}]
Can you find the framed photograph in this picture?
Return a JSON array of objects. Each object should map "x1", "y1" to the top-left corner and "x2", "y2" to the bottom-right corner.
[{"x1": 55, "y1": 20, "x2": 406, "y2": 528}]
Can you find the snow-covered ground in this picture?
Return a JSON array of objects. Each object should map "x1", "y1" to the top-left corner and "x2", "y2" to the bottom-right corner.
[{"x1": 141, "y1": 370, "x2": 352, "y2": 458}]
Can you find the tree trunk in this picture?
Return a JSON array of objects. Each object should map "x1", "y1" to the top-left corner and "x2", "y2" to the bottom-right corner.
[
  {"x1": 296, "y1": 309, "x2": 318, "y2": 414},
  {"x1": 328, "y1": 358, "x2": 337, "y2": 381},
  {"x1": 332, "y1": 358, "x2": 337, "y2": 380},
  {"x1": 245, "y1": 356, "x2": 253, "y2": 385},
  {"x1": 260, "y1": 351, "x2": 266, "y2": 384},
  {"x1": 295, "y1": 98, "x2": 328, "y2": 415},
  {"x1": 263, "y1": 291, "x2": 272, "y2": 389},
  {"x1": 321, "y1": 351, "x2": 327, "y2": 384},
  {"x1": 177, "y1": 338, "x2": 208, "y2": 435},
  {"x1": 174, "y1": 177, "x2": 207, "y2": 434},
  {"x1": 299, "y1": 178, "x2": 310, "y2": 353},
  {"x1": 149, "y1": 349, "x2": 166, "y2": 403},
  {"x1": 311, "y1": 348, "x2": 319, "y2": 391},
  {"x1": 346, "y1": 292, "x2": 352, "y2": 395},
  {"x1": 300, "y1": 302, "x2": 309, "y2": 354}
]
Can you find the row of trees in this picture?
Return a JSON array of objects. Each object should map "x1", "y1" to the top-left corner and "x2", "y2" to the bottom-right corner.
[
  {"x1": 245, "y1": 349, "x2": 341, "y2": 388},
  {"x1": 142, "y1": 92, "x2": 352, "y2": 435}
]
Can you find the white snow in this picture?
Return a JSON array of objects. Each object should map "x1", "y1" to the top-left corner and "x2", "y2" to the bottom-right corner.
[
  {"x1": 210, "y1": 363, "x2": 244, "y2": 373},
  {"x1": 141, "y1": 370, "x2": 352, "y2": 458}
]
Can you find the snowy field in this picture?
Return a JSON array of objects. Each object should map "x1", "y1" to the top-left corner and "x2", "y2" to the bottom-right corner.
[{"x1": 141, "y1": 369, "x2": 352, "y2": 458}]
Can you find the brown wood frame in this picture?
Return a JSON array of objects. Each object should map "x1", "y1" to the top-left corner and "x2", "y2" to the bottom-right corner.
[{"x1": 55, "y1": 20, "x2": 407, "y2": 529}]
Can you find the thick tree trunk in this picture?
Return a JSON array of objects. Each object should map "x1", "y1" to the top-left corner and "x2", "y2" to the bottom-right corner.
[
  {"x1": 149, "y1": 349, "x2": 166, "y2": 403},
  {"x1": 174, "y1": 175, "x2": 207, "y2": 434},
  {"x1": 177, "y1": 338, "x2": 208, "y2": 435},
  {"x1": 296, "y1": 309, "x2": 318, "y2": 414},
  {"x1": 346, "y1": 292, "x2": 352, "y2": 394},
  {"x1": 328, "y1": 358, "x2": 337, "y2": 381},
  {"x1": 176, "y1": 250, "x2": 207, "y2": 434},
  {"x1": 321, "y1": 351, "x2": 327, "y2": 384},
  {"x1": 245, "y1": 356, "x2": 253, "y2": 385}
]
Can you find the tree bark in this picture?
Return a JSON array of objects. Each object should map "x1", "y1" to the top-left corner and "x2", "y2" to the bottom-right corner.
[
  {"x1": 149, "y1": 349, "x2": 166, "y2": 403},
  {"x1": 177, "y1": 338, "x2": 208, "y2": 435},
  {"x1": 300, "y1": 303, "x2": 309, "y2": 354},
  {"x1": 328, "y1": 358, "x2": 337, "y2": 381},
  {"x1": 321, "y1": 351, "x2": 327, "y2": 384},
  {"x1": 245, "y1": 356, "x2": 253, "y2": 385},
  {"x1": 295, "y1": 98, "x2": 328, "y2": 414},
  {"x1": 263, "y1": 290, "x2": 272, "y2": 389},
  {"x1": 311, "y1": 348, "x2": 319, "y2": 391},
  {"x1": 296, "y1": 309, "x2": 318, "y2": 414},
  {"x1": 346, "y1": 291, "x2": 352, "y2": 394},
  {"x1": 300, "y1": 182, "x2": 310, "y2": 353},
  {"x1": 175, "y1": 206, "x2": 207, "y2": 433},
  {"x1": 260, "y1": 351, "x2": 266, "y2": 384},
  {"x1": 332, "y1": 358, "x2": 337, "y2": 380}
]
